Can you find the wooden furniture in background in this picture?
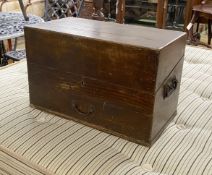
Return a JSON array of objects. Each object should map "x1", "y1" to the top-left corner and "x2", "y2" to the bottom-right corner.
[
  {"x1": 184, "y1": 0, "x2": 202, "y2": 28},
  {"x1": 157, "y1": 0, "x2": 190, "y2": 30},
  {"x1": 187, "y1": 0, "x2": 212, "y2": 46},
  {"x1": 80, "y1": 0, "x2": 125, "y2": 23},
  {"x1": 79, "y1": 0, "x2": 93, "y2": 19},
  {"x1": 156, "y1": 0, "x2": 167, "y2": 28},
  {"x1": 124, "y1": 0, "x2": 207, "y2": 31},
  {"x1": 125, "y1": 0, "x2": 187, "y2": 30},
  {"x1": 92, "y1": 0, "x2": 104, "y2": 20},
  {"x1": 116, "y1": 0, "x2": 125, "y2": 23},
  {"x1": 25, "y1": 17, "x2": 186, "y2": 146}
]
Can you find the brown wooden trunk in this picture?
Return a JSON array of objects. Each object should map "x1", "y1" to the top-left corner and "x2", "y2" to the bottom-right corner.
[{"x1": 25, "y1": 18, "x2": 186, "y2": 146}]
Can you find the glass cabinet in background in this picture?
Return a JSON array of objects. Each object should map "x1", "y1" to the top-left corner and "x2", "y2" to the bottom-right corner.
[
  {"x1": 125, "y1": 0, "x2": 158, "y2": 27},
  {"x1": 166, "y1": 0, "x2": 187, "y2": 30},
  {"x1": 100, "y1": 0, "x2": 200, "y2": 31},
  {"x1": 124, "y1": 0, "x2": 188, "y2": 31}
]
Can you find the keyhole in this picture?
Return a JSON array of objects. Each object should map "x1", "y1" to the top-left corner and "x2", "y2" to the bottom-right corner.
[{"x1": 81, "y1": 80, "x2": 85, "y2": 87}]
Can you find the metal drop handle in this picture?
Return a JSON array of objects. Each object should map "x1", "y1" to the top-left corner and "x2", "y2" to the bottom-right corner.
[
  {"x1": 163, "y1": 77, "x2": 178, "y2": 99},
  {"x1": 72, "y1": 102, "x2": 95, "y2": 116}
]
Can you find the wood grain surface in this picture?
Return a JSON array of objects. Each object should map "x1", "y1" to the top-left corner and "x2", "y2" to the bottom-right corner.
[{"x1": 25, "y1": 18, "x2": 186, "y2": 145}]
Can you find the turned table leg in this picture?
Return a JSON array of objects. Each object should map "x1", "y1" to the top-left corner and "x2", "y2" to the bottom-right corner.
[
  {"x1": 187, "y1": 11, "x2": 200, "y2": 45},
  {"x1": 7, "y1": 39, "x2": 12, "y2": 51}
]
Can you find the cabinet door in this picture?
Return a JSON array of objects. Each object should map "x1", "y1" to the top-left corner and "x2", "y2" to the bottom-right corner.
[
  {"x1": 158, "y1": 0, "x2": 203, "y2": 31},
  {"x1": 153, "y1": 0, "x2": 188, "y2": 30},
  {"x1": 124, "y1": 0, "x2": 189, "y2": 31},
  {"x1": 103, "y1": 0, "x2": 196, "y2": 31},
  {"x1": 164, "y1": 0, "x2": 187, "y2": 31},
  {"x1": 125, "y1": 0, "x2": 158, "y2": 27}
]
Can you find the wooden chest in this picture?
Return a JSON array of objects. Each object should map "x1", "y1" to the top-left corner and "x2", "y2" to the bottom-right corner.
[{"x1": 25, "y1": 18, "x2": 186, "y2": 146}]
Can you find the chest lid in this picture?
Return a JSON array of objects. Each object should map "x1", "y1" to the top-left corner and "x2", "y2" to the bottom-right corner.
[{"x1": 26, "y1": 17, "x2": 185, "y2": 51}]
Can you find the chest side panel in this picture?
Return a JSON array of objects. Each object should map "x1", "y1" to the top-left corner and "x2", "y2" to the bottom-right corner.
[
  {"x1": 151, "y1": 57, "x2": 184, "y2": 143},
  {"x1": 156, "y1": 34, "x2": 186, "y2": 91}
]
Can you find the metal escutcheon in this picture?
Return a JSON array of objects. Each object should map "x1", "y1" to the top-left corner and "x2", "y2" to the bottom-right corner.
[{"x1": 163, "y1": 76, "x2": 178, "y2": 99}]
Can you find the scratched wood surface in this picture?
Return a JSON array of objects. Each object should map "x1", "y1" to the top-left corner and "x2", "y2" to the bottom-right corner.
[{"x1": 25, "y1": 18, "x2": 186, "y2": 145}]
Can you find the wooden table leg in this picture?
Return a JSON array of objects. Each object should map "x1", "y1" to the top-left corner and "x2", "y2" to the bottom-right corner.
[
  {"x1": 187, "y1": 11, "x2": 199, "y2": 45},
  {"x1": 116, "y1": 0, "x2": 125, "y2": 24},
  {"x1": 187, "y1": 11, "x2": 211, "y2": 48},
  {"x1": 157, "y1": 0, "x2": 168, "y2": 29},
  {"x1": 208, "y1": 19, "x2": 211, "y2": 45},
  {"x1": 7, "y1": 39, "x2": 12, "y2": 51}
]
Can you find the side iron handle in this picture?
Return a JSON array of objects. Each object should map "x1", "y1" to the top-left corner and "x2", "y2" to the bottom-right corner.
[
  {"x1": 163, "y1": 77, "x2": 178, "y2": 99},
  {"x1": 72, "y1": 102, "x2": 95, "y2": 116}
]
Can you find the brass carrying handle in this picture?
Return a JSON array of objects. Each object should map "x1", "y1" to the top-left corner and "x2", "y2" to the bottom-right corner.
[
  {"x1": 72, "y1": 102, "x2": 95, "y2": 116},
  {"x1": 163, "y1": 77, "x2": 178, "y2": 99}
]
